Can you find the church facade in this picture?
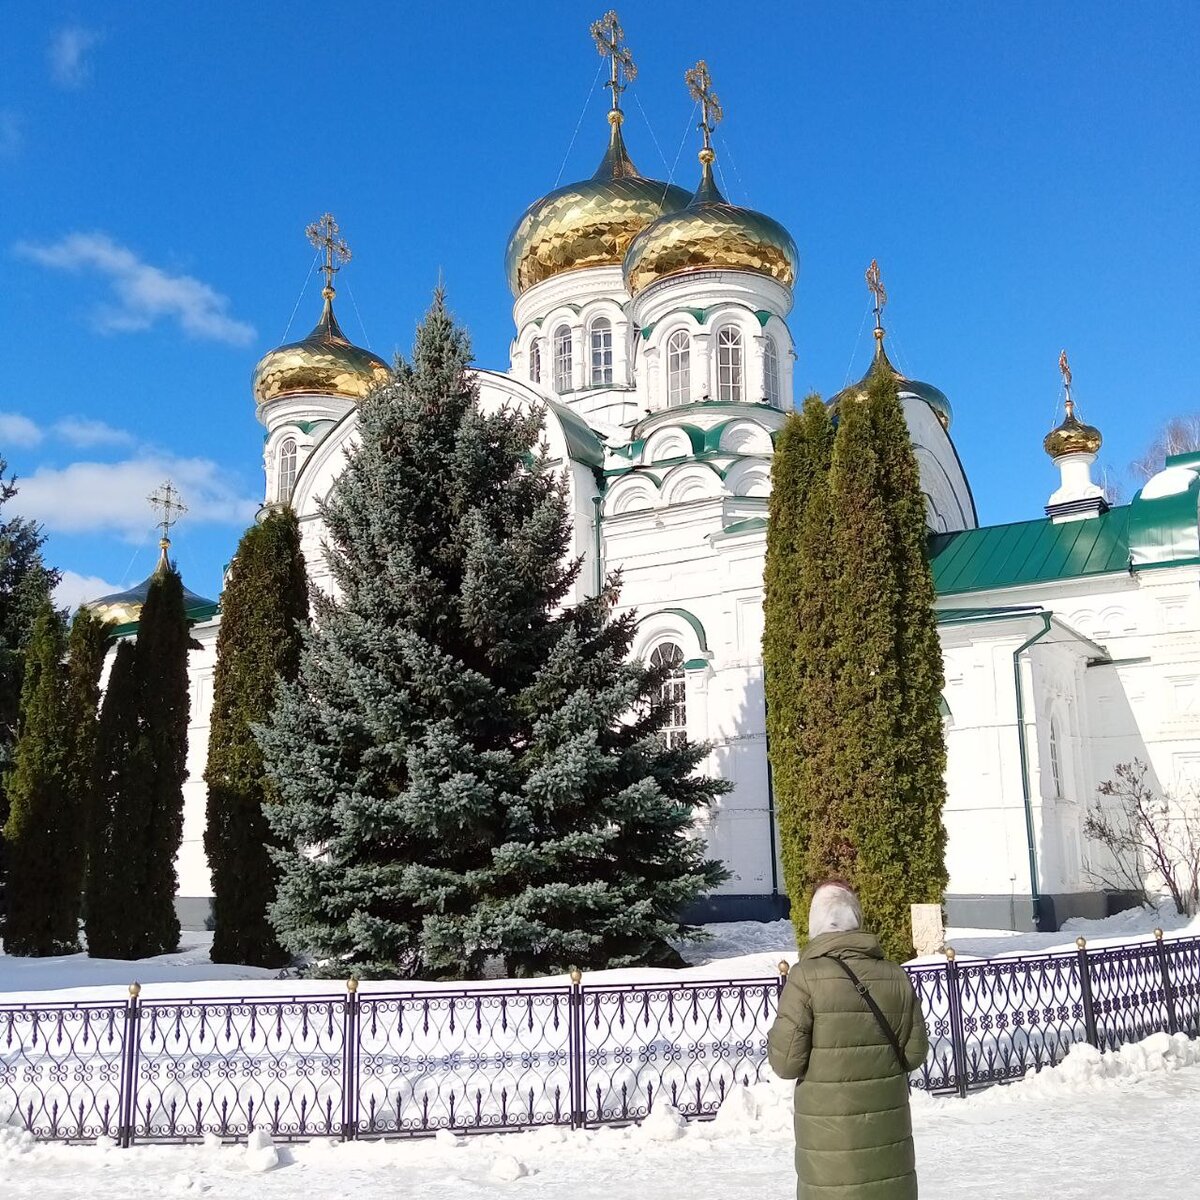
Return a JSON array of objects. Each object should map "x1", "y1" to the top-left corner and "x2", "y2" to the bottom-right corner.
[{"x1": 88, "y1": 41, "x2": 1200, "y2": 935}]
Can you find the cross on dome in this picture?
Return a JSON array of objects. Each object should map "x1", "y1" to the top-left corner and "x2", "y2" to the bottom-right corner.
[
  {"x1": 306, "y1": 212, "x2": 351, "y2": 298},
  {"x1": 685, "y1": 59, "x2": 723, "y2": 161},
  {"x1": 591, "y1": 10, "x2": 637, "y2": 116}
]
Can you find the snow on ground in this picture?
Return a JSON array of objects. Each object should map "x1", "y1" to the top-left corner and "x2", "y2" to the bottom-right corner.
[
  {"x1": 1, "y1": 900, "x2": 1195, "y2": 1004},
  {"x1": 2, "y1": 1032, "x2": 1198, "y2": 1199}
]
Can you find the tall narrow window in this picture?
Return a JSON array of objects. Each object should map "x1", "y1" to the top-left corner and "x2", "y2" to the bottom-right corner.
[
  {"x1": 554, "y1": 325, "x2": 572, "y2": 394},
  {"x1": 763, "y1": 336, "x2": 780, "y2": 406},
  {"x1": 1049, "y1": 717, "x2": 1064, "y2": 797},
  {"x1": 717, "y1": 327, "x2": 744, "y2": 402},
  {"x1": 590, "y1": 317, "x2": 613, "y2": 386},
  {"x1": 650, "y1": 641, "x2": 687, "y2": 749},
  {"x1": 529, "y1": 340, "x2": 542, "y2": 385},
  {"x1": 667, "y1": 330, "x2": 690, "y2": 407},
  {"x1": 278, "y1": 438, "x2": 297, "y2": 503}
]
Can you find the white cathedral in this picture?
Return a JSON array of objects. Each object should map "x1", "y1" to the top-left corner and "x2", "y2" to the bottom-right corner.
[{"x1": 87, "y1": 37, "x2": 1200, "y2": 935}]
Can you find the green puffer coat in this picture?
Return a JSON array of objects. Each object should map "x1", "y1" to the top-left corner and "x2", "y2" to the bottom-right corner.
[{"x1": 767, "y1": 930, "x2": 929, "y2": 1199}]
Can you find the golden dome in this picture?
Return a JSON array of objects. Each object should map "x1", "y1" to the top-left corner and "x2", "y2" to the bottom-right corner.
[
  {"x1": 830, "y1": 330, "x2": 954, "y2": 431},
  {"x1": 252, "y1": 288, "x2": 390, "y2": 406},
  {"x1": 504, "y1": 113, "x2": 691, "y2": 296},
  {"x1": 623, "y1": 157, "x2": 797, "y2": 296},
  {"x1": 1044, "y1": 397, "x2": 1102, "y2": 458}
]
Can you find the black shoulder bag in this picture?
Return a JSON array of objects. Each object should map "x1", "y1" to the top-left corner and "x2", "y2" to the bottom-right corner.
[{"x1": 826, "y1": 956, "x2": 907, "y2": 1072}]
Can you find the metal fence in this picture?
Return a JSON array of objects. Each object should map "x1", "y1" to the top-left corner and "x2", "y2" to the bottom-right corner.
[{"x1": 2, "y1": 930, "x2": 1197, "y2": 1146}]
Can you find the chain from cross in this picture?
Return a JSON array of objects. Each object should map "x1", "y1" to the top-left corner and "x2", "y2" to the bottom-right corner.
[
  {"x1": 306, "y1": 212, "x2": 351, "y2": 293},
  {"x1": 866, "y1": 259, "x2": 888, "y2": 327},
  {"x1": 685, "y1": 60, "x2": 723, "y2": 153},
  {"x1": 591, "y1": 10, "x2": 636, "y2": 110},
  {"x1": 148, "y1": 480, "x2": 187, "y2": 543}
]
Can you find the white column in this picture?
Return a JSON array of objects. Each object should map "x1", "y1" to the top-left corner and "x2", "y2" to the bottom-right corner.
[{"x1": 693, "y1": 331, "x2": 713, "y2": 400}]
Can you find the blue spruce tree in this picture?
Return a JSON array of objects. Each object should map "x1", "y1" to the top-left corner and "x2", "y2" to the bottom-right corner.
[{"x1": 260, "y1": 291, "x2": 727, "y2": 979}]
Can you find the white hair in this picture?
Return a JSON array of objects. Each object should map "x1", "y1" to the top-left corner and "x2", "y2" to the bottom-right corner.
[{"x1": 808, "y1": 882, "x2": 862, "y2": 938}]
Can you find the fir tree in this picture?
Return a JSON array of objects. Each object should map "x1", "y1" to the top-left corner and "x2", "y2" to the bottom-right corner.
[
  {"x1": 85, "y1": 640, "x2": 143, "y2": 957},
  {"x1": 826, "y1": 370, "x2": 947, "y2": 958},
  {"x1": 2, "y1": 604, "x2": 78, "y2": 954},
  {"x1": 0, "y1": 461, "x2": 60, "y2": 908},
  {"x1": 763, "y1": 396, "x2": 843, "y2": 935},
  {"x1": 260, "y1": 291, "x2": 727, "y2": 979},
  {"x1": 204, "y1": 508, "x2": 309, "y2": 967}
]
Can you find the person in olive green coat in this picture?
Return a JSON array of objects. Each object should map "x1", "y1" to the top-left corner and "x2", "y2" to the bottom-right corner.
[{"x1": 768, "y1": 881, "x2": 929, "y2": 1199}]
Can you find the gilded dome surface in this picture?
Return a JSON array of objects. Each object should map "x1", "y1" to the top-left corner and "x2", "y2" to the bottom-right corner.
[
  {"x1": 828, "y1": 333, "x2": 953, "y2": 431},
  {"x1": 253, "y1": 290, "x2": 390, "y2": 406},
  {"x1": 505, "y1": 116, "x2": 690, "y2": 296},
  {"x1": 85, "y1": 546, "x2": 218, "y2": 630},
  {"x1": 1044, "y1": 399, "x2": 1102, "y2": 458},
  {"x1": 623, "y1": 159, "x2": 797, "y2": 296}
]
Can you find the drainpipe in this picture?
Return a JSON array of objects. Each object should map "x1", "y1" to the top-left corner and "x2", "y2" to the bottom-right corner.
[
  {"x1": 591, "y1": 490, "x2": 603, "y2": 595},
  {"x1": 1012, "y1": 612, "x2": 1053, "y2": 931}
]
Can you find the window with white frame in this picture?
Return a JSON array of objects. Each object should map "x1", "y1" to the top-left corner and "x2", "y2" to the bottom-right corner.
[
  {"x1": 667, "y1": 329, "x2": 690, "y2": 407},
  {"x1": 717, "y1": 326, "x2": 744, "y2": 402},
  {"x1": 590, "y1": 317, "x2": 613, "y2": 386},
  {"x1": 553, "y1": 325, "x2": 573, "y2": 394},
  {"x1": 278, "y1": 437, "x2": 297, "y2": 502},
  {"x1": 529, "y1": 339, "x2": 542, "y2": 385},
  {"x1": 1049, "y1": 716, "x2": 1064, "y2": 797},
  {"x1": 763, "y1": 336, "x2": 780, "y2": 406},
  {"x1": 650, "y1": 641, "x2": 687, "y2": 748}
]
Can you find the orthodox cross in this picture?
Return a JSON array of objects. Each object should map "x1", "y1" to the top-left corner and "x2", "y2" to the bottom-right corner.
[
  {"x1": 306, "y1": 212, "x2": 351, "y2": 294},
  {"x1": 685, "y1": 60, "x2": 723, "y2": 156},
  {"x1": 866, "y1": 259, "x2": 888, "y2": 330},
  {"x1": 1059, "y1": 349, "x2": 1074, "y2": 414},
  {"x1": 591, "y1": 10, "x2": 636, "y2": 111},
  {"x1": 148, "y1": 480, "x2": 187, "y2": 546}
]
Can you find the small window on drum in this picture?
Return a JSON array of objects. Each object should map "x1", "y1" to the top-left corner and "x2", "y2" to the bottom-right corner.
[
  {"x1": 717, "y1": 326, "x2": 744, "y2": 402},
  {"x1": 667, "y1": 329, "x2": 690, "y2": 407},
  {"x1": 590, "y1": 317, "x2": 613, "y2": 386},
  {"x1": 650, "y1": 641, "x2": 687, "y2": 748},
  {"x1": 763, "y1": 336, "x2": 780, "y2": 407},
  {"x1": 529, "y1": 340, "x2": 542, "y2": 385},
  {"x1": 554, "y1": 325, "x2": 573, "y2": 394},
  {"x1": 278, "y1": 438, "x2": 297, "y2": 503}
]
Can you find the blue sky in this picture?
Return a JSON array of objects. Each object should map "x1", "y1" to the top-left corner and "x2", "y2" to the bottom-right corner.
[{"x1": 4, "y1": 3, "x2": 1198, "y2": 606}]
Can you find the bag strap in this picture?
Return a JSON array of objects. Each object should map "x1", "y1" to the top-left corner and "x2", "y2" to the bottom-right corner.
[{"x1": 825, "y1": 955, "x2": 907, "y2": 1072}]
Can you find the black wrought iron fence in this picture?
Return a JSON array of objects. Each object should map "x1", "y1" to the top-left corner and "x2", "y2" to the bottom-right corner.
[{"x1": 2, "y1": 930, "x2": 1197, "y2": 1146}]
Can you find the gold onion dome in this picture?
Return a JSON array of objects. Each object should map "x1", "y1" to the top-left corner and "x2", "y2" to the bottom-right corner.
[
  {"x1": 504, "y1": 112, "x2": 692, "y2": 296},
  {"x1": 829, "y1": 329, "x2": 954, "y2": 431},
  {"x1": 623, "y1": 154, "x2": 797, "y2": 296},
  {"x1": 252, "y1": 287, "x2": 390, "y2": 406},
  {"x1": 1044, "y1": 397, "x2": 1102, "y2": 458},
  {"x1": 85, "y1": 543, "x2": 217, "y2": 630}
]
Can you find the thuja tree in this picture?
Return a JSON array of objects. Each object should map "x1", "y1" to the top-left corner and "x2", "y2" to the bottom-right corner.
[
  {"x1": 204, "y1": 508, "x2": 309, "y2": 967},
  {"x1": 2, "y1": 604, "x2": 75, "y2": 954},
  {"x1": 763, "y1": 396, "x2": 844, "y2": 937},
  {"x1": 827, "y1": 370, "x2": 947, "y2": 958},
  {"x1": 0, "y1": 462, "x2": 59, "y2": 902},
  {"x1": 86, "y1": 565, "x2": 191, "y2": 959},
  {"x1": 260, "y1": 291, "x2": 727, "y2": 979}
]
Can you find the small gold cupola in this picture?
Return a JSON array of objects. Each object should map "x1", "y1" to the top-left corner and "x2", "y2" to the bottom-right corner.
[
  {"x1": 622, "y1": 61, "x2": 797, "y2": 297},
  {"x1": 1044, "y1": 350, "x2": 1107, "y2": 522},
  {"x1": 252, "y1": 214, "x2": 390, "y2": 407},
  {"x1": 1043, "y1": 350, "x2": 1102, "y2": 458},
  {"x1": 504, "y1": 13, "x2": 690, "y2": 296}
]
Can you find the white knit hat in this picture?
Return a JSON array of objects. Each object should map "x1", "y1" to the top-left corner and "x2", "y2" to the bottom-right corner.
[{"x1": 808, "y1": 882, "x2": 863, "y2": 938}]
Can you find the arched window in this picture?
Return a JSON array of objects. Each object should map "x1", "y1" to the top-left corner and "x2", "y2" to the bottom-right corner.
[
  {"x1": 717, "y1": 326, "x2": 744, "y2": 402},
  {"x1": 590, "y1": 317, "x2": 613, "y2": 386},
  {"x1": 666, "y1": 330, "x2": 690, "y2": 407},
  {"x1": 529, "y1": 340, "x2": 542, "y2": 385},
  {"x1": 554, "y1": 325, "x2": 572, "y2": 394},
  {"x1": 277, "y1": 437, "x2": 297, "y2": 503},
  {"x1": 763, "y1": 336, "x2": 780, "y2": 406},
  {"x1": 650, "y1": 641, "x2": 687, "y2": 748},
  {"x1": 1049, "y1": 717, "x2": 1064, "y2": 797}
]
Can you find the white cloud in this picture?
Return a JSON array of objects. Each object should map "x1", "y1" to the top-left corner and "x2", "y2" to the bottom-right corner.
[
  {"x1": 0, "y1": 110, "x2": 20, "y2": 158},
  {"x1": 49, "y1": 26, "x2": 103, "y2": 89},
  {"x1": 0, "y1": 413, "x2": 44, "y2": 448},
  {"x1": 54, "y1": 569, "x2": 121, "y2": 612},
  {"x1": 52, "y1": 416, "x2": 134, "y2": 448},
  {"x1": 11, "y1": 456, "x2": 258, "y2": 538},
  {"x1": 14, "y1": 233, "x2": 256, "y2": 346}
]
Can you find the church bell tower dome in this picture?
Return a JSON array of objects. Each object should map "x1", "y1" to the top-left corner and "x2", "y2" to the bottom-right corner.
[
  {"x1": 503, "y1": 13, "x2": 689, "y2": 297},
  {"x1": 623, "y1": 62, "x2": 796, "y2": 297}
]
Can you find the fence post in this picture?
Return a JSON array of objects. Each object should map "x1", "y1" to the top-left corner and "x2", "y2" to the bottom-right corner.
[
  {"x1": 944, "y1": 948, "x2": 969, "y2": 1099},
  {"x1": 568, "y1": 967, "x2": 584, "y2": 1130},
  {"x1": 1153, "y1": 929, "x2": 1179, "y2": 1036},
  {"x1": 1075, "y1": 937, "x2": 1100, "y2": 1048},
  {"x1": 341, "y1": 977, "x2": 360, "y2": 1141},
  {"x1": 118, "y1": 982, "x2": 141, "y2": 1149}
]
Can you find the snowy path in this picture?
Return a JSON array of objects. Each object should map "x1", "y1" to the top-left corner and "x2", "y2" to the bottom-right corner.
[{"x1": 3, "y1": 1035, "x2": 1197, "y2": 1198}]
